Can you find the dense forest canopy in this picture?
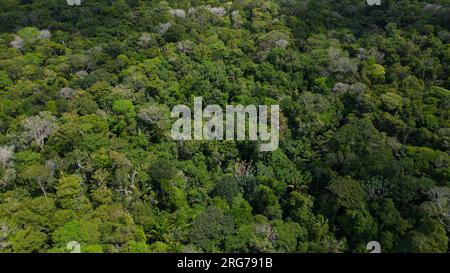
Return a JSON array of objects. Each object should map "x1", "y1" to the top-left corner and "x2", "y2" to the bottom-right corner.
[{"x1": 0, "y1": 0, "x2": 449, "y2": 253}]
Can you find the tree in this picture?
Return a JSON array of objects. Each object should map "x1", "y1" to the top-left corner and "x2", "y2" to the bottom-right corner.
[
  {"x1": 18, "y1": 165, "x2": 52, "y2": 198},
  {"x1": 367, "y1": 63, "x2": 386, "y2": 83},
  {"x1": 0, "y1": 223, "x2": 10, "y2": 251},
  {"x1": 326, "y1": 118, "x2": 396, "y2": 179},
  {"x1": 283, "y1": 191, "x2": 314, "y2": 224},
  {"x1": 190, "y1": 206, "x2": 235, "y2": 252},
  {"x1": 0, "y1": 0, "x2": 448, "y2": 254},
  {"x1": 112, "y1": 100, "x2": 136, "y2": 119},
  {"x1": 327, "y1": 47, "x2": 358, "y2": 75},
  {"x1": 56, "y1": 175, "x2": 86, "y2": 210},
  {"x1": 252, "y1": 185, "x2": 282, "y2": 219},
  {"x1": 9, "y1": 227, "x2": 47, "y2": 253},
  {"x1": 93, "y1": 204, "x2": 146, "y2": 250},
  {"x1": 22, "y1": 112, "x2": 56, "y2": 150},
  {"x1": 59, "y1": 87, "x2": 75, "y2": 100},
  {"x1": 272, "y1": 220, "x2": 301, "y2": 252},
  {"x1": 137, "y1": 103, "x2": 171, "y2": 141},
  {"x1": 0, "y1": 146, "x2": 14, "y2": 167},
  {"x1": 10, "y1": 36, "x2": 23, "y2": 50},
  {"x1": 0, "y1": 71, "x2": 13, "y2": 89},
  {"x1": 327, "y1": 176, "x2": 366, "y2": 211},
  {"x1": 52, "y1": 220, "x2": 101, "y2": 250},
  {"x1": 148, "y1": 160, "x2": 177, "y2": 184},
  {"x1": 17, "y1": 27, "x2": 40, "y2": 45},
  {"x1": 212, "y1": 174, "x2": 241, "y2": 204},
  {"x1": 338, "y1": 209, "x2": 378, "y2": 250}
]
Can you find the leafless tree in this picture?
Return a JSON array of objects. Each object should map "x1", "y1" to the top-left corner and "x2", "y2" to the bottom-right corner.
[
  {"x1": 75, "y1": 70, "x2": 88, "y2": 78},
  {"x1": 0, "y1": 168, "x2": 16, "y2": 189},
  {"x1": 158, "y1": 22, "x2": 171, "y2": 35},
  {"x1": 10, "y1": 36, "x2": 24, "y2": 50},
  {"x1": 423, "y1": 3, "x2": 443, "y2": 12},
  {"x1": 207, "y1": 7, "x2": 226, "y2": 17},
  {"x1": 139, "y1": 33, "x2": 152, "y2": 48},
  {"x1": 138, "y1": 104, "x2": 170, "y2": 124},
  {"x1": 332, "y1": 82, "x2": 350, "y2": 94},
  {"x1": 116, "y1": 185, "x2": 132, "y2": 197},
  {"x1": 128, "y1": 166, "x2": 142, "y2": 190},
  {"x1": 0, "y1": 146, "x2": 14, "y2": 166},
  {"x1": 327, "y1": 47, "x2": 358, "y2": 74},
  {"x1": 38, "y1": 29, "x2": 51, "y2": 40},
  {"x1": 59, "y1": 87, "x2": 75, "y2": 99},
  {"x1": 231, "y1": 10, "x2": 243, "y2": 28},
  {"x1": 233, "y1": 160, "x2": 254, "y2": 182},
  {"x1": 0, "y1": 223, "x2": 10, "y2": 250},
  {"x1": 275, "y1": 39, "x2": 289, "y2": 48},
  {"x1": 22, "y1": 112, "x2": 56, "y2": 150},
  {"x1": 177, "y1": 40, "x2": 195, "y2": 53},
  {"x1": 429, "y1": 187, "x2": 450, "y2": 230},
  {"x1": 255, "y1": 223, "x2": 278, "y2": 250},
  {"x1": 137, "y1": 104, "x2": 171, "y2": 139},
  {"x1": 169, "y1": 9, "x2": 186, "y2": 18},
  {"x1": 46, "y1": 160, "x2": 58, "y2": 177}
]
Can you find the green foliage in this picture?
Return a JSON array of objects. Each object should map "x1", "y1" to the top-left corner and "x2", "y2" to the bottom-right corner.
[
  {"x1": 328, "y1": 177, "x2": 366, "y2": 211},
  {"x1": 252, "y1": 185, "x2": 282, "y2": 219},
  {"x1": 17, "y1": 27, "x2": 40, "y2": 45},
  {"x1": 9, "y1": 227, "x2": 47, "y2": 253},
  {"x1": 190, "y1": 206, "x2": 235, "y2": 252},
  {"x1": 55, "y1": 175, "x2": 86, "y2": 210},
  {"x1": 367, "y1": 63, "x2": 386, "y2": 82},
  {"x1": 0, "y1": 0, "x2": 448, "y2": 253},
  {"x1": 0, "y1": 71, "x2": 12, "y2": 89},
  {"x1": 112, "y1": 100, "x2": 136, "y2": 119},
  {"x1": 52, "y1": 220, "x2": 101, "y2": 248},
  {"x1": 212, "y1": 174, "x2": 241, "y2": 204}
]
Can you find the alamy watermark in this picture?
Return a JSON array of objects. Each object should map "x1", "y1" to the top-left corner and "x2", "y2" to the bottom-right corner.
[
  {"x1": 171, "y1": 97, "x2": 280, "y2": 152},
  {"x1": 67, "y1": 0, "x2": 380, "y2": 7},
  {"x1": 67, "y1": 241, "x2": 81, "y2": 253},
  {"x1": 366, "y1": 241, "x2": 381, "y2": 253},
  {"x1": 367, "y1": 0, "x2": 381, "y2": 6},
  {"x1": 66, "y1": 0, "x2": 82, "y2": 6}
]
